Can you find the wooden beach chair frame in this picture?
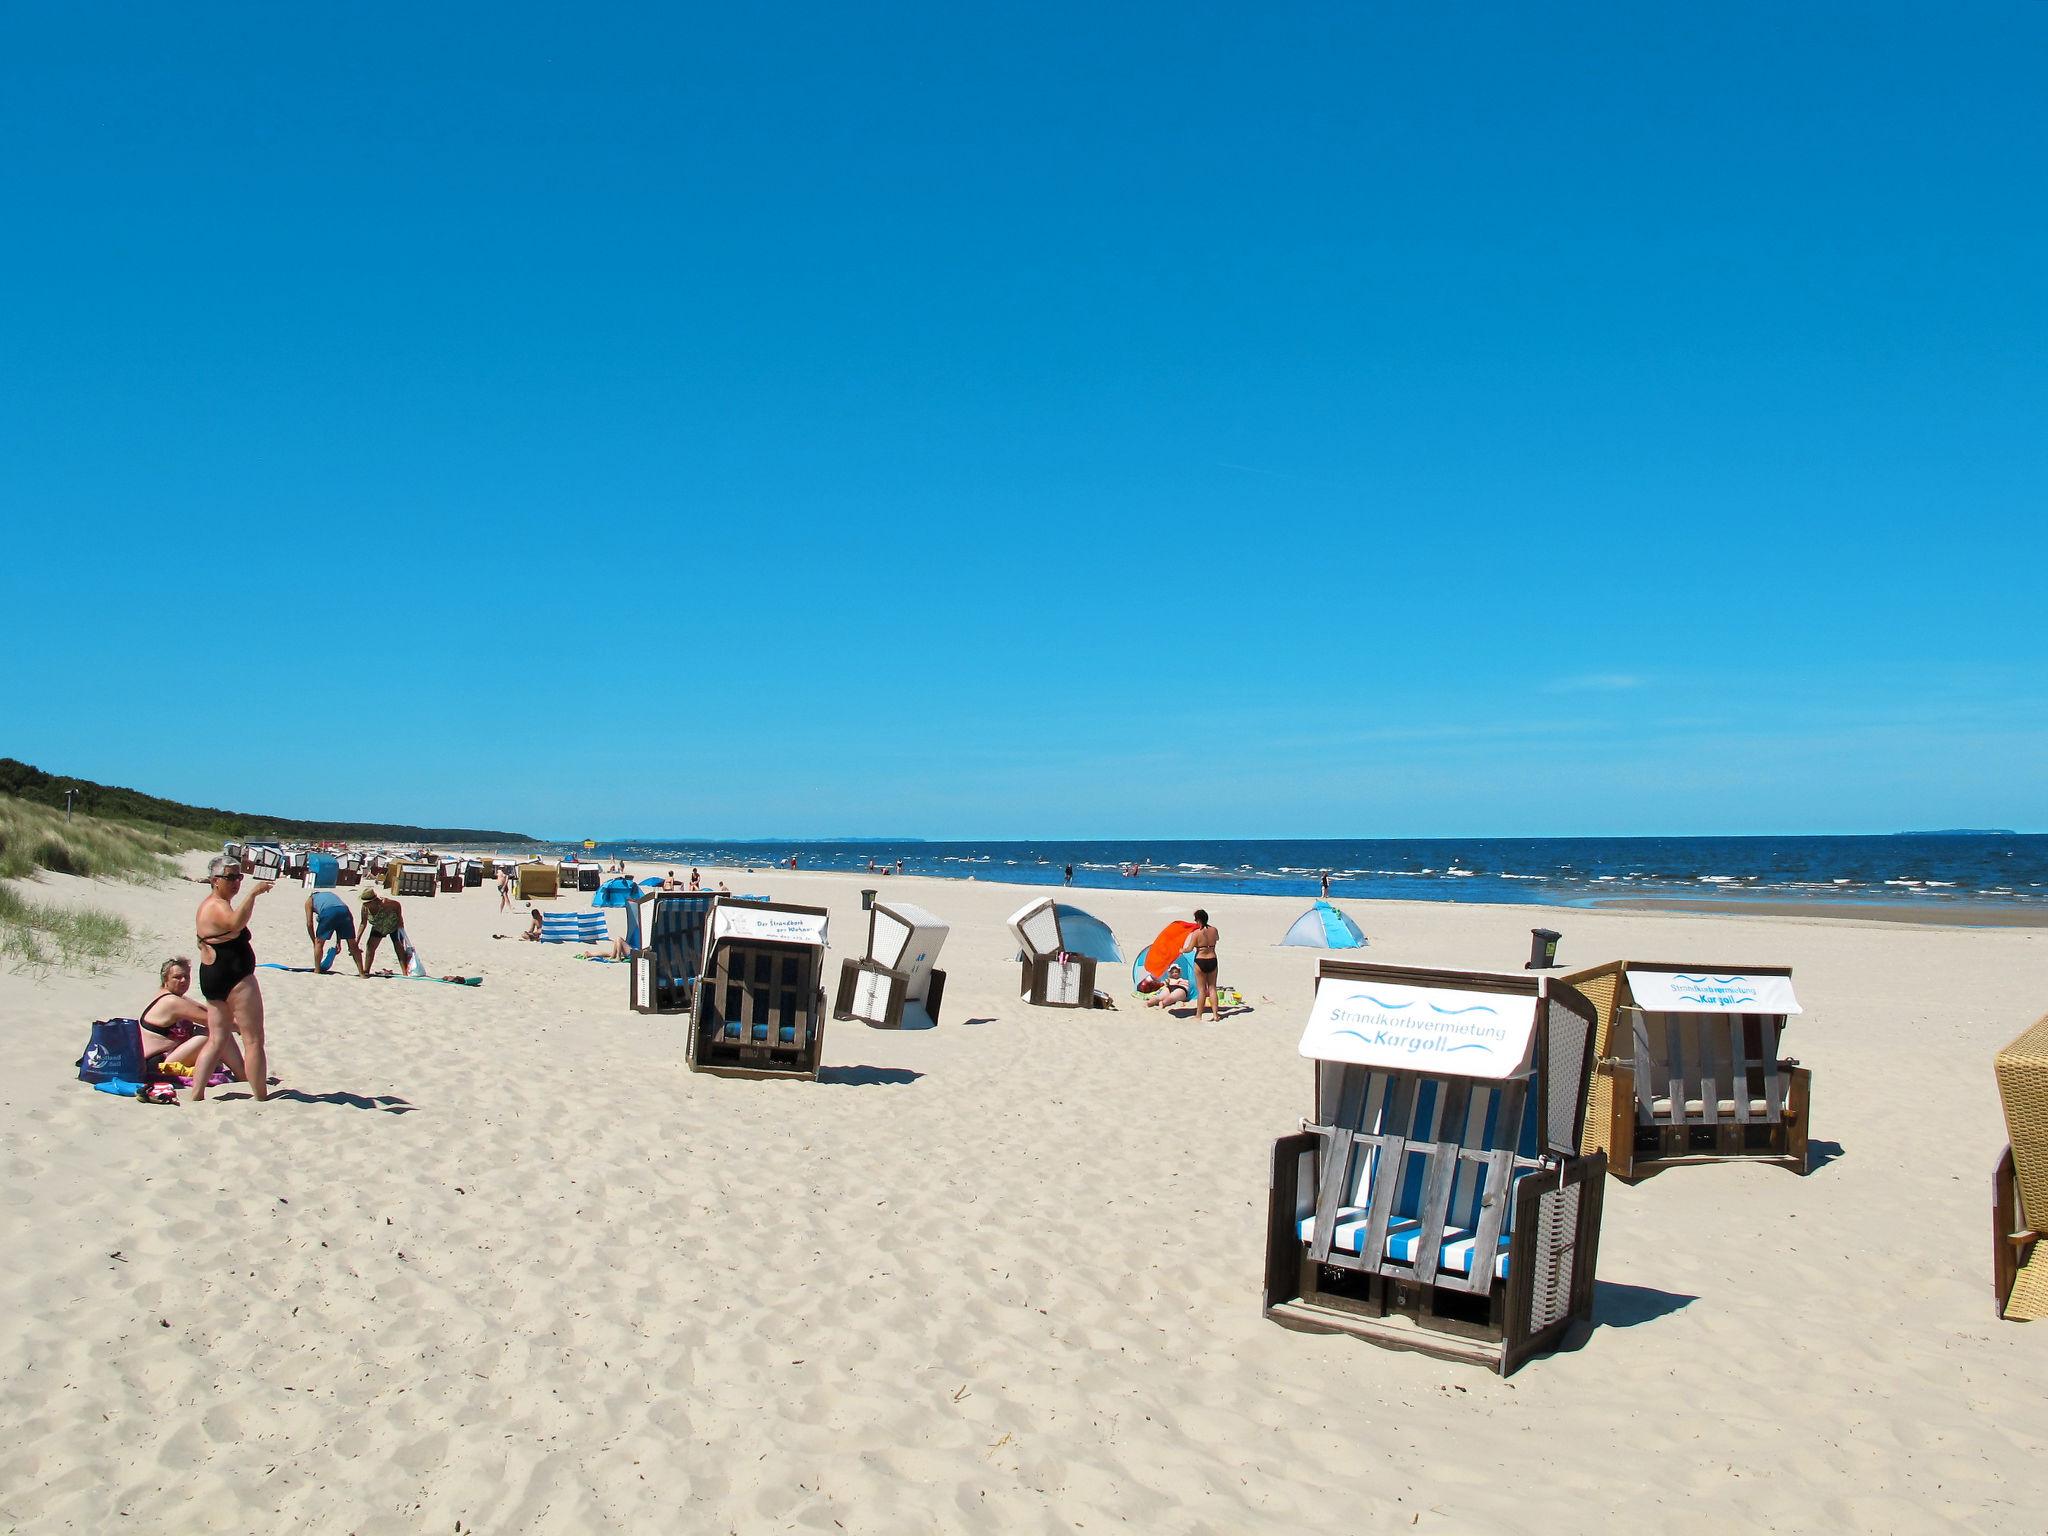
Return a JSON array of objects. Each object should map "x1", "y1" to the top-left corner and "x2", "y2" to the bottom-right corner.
[
  {"x1": 834, "y1": 901, "x2": 949, "y2": 1028},
  {"x1": 1562, "y1": 961, "x2": 1809, "y2": 1180},
  {"x1": 690, "y1": 899, "x2": 830, "y2": 1080},
  {"x1": 576, "y1": 865, "x2": 602, "y2": 892},
  {"x1": 436, "y1": 862, "x2": 464, "y2": 894},
  {"x1": 394, "y1": 862, "x2": 438, "y2": 898},
  {"x1": 515, "y1": 862, "x2": 558, "y2": 900},
  {"x1": 1994, "y1": 1013, "x2": 2048, "y2": 1321},
  {"x1": 631, "y1": 891, "x2": 718, "y2": 1016},
  {"x1": 1007, "y1": 897, "x2": 1109, "y2": 1009},
  {"x1": 1263, "y1": 961, "x2": 1605, "y2": 1375}
]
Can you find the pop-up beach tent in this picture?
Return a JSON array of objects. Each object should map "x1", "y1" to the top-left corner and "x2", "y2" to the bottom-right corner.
[
  {"x1": 592, "y1": 877, "x2": 644, "y2": 948},
  {"x1": 1280, "y1": 901, "x2": 1368, "y2": 950}
]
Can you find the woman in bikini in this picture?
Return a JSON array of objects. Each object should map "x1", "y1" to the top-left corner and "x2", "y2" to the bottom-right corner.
[
  {"x1": 188, "y1": 854, "x2": 274, "y2": 1102},
  {"x1": 359, "y1": 889, "x2": 414, "y2": 972},
  {"x1": 138, "y1": 956, "x2": 246, "y2": 1079},
  {"x1": 1181, "y1": 908, "x2": 1221, "y2": 1022}
]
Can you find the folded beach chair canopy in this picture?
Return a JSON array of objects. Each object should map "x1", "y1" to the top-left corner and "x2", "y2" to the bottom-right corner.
[
  {"x1": 835, "y1": 901, "x2": 949, "y2": 1028},
  {"x1": 1995, "y1": 1013, "x2": 2048, "y2": 1321},
  {"x1": 691, "y1": 899, "x2": 830, "y2": 1079},
  {"x1": 630, "y1": 890, "x2": 716, "y2": 1015},
  {"x1": 1264, "y1": 960, "x2": 1604, "y2": 1375},
  {"x1": 1007, "y1": 896, "x2": 1120, "y2": 1008},
  {"x1": 537, "y1": 911, "x2": 610, "y2": 944},
  {"x1": 1280, "y1": 900, "x2": 1368, "y2": 949},
  {"x1": 1561, "y1": 961, "x2": 1810, "y2": 1179}
]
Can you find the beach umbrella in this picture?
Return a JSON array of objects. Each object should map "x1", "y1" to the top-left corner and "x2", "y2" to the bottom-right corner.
[{"x1": 1279, "y1": 900, "x2": 1368, "y2": 949}]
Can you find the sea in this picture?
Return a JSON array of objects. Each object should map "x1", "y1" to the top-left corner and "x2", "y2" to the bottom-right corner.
[{"x1": 539, "y1": 833, "x2": 2048, "y2": 913}]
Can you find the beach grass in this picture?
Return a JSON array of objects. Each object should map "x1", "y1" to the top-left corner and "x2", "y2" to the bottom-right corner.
[
  {"x1": 0, "y1": 793, "x2": 191, "y2": 883},
  {"x1": 0, "y1": 794, "x2": 199, "y2": 971}
]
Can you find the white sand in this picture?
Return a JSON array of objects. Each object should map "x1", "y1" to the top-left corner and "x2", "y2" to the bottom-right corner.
[{"x1": 3, "y1": 854, "x2": 2045, "y2": 1533}]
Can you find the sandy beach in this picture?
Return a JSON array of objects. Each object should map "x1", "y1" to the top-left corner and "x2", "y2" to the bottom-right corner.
[{"x1": 4, "y1": 854, "x2": 2046, "y2": 1534}]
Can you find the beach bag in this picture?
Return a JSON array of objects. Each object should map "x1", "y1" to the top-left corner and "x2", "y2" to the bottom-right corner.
[{"x1": 77, "y1": 1019, "x2": 144, "y2": 1084}]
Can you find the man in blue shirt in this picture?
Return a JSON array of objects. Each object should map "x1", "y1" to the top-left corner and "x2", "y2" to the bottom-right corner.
[{"x1": 305, "y1": 889, "x2": 368, "y2": 975}]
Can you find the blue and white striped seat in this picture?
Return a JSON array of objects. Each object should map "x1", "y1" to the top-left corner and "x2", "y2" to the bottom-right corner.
[
  {"x1": 719, "y1": 1020, "x2": 799, "y2": 1044},
  {"x1": 1298, "y1": 1209, "x2": 1514, "y2": 1279}
]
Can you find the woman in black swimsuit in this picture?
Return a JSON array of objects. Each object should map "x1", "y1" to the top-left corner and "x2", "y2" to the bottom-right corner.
[
  {"x1": 189, "y1": 853, "x2": 274, "y2": 1102},
  {"x1": 1181, "y1": 908, "x2": 1221, "y2": 1022},
  {"x1": 139, "y1": 956, "x2": 246, "y2": 1078}
]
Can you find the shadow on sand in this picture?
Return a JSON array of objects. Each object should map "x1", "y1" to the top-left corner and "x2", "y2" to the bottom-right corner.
[
  {"x1": 816, "y1": 1065, "x2": 922, "y2": 1087},
  {"x1": 261, "y1": 1089, "x2": 418, "y2": 1114},
  {"x1": 1591, "y1": 1280, "x2": 1696, "y2": 1331}
]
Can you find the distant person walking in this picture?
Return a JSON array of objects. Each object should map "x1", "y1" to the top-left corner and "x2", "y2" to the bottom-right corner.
[
  {"x1": 1063, "y1": 863, "x2": 1074, "y2": 886},
  {"x1": 497, "y1": 865, "x2": 512, "y2": 911},
  {"x1": 1181, "y1": 908, "x2": 1221, "y2": 1023},
  {"x1": 1320, "y1": 871, "x2": 1331, "y2": 899},
  {"x1": 189, "y1": 853, "x2": 274, "y2": 1102}
]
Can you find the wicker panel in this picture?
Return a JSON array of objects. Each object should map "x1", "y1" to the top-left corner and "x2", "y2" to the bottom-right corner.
[
  {"x1": 1995, "y1": 1012, "x2": 2048, "y2": 1233},
  {"x1": 1545, "y1": 997, "x2": 1592, "y2": 1155},
  {"x1": 2009, "y1": 1253, "x2": 2048, "y2": 1322},
  {"x1": 1567, "y1": 967, "x2": 1622, "y2": 1157},
  {"x1": 1532, "y1": 1181, "x2": 1580, "y2": 1332}
]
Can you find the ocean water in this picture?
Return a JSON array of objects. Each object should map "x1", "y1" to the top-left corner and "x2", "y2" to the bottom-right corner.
[{"x1": 548, "y1": 833, "x2": 2048, "y2": 911}]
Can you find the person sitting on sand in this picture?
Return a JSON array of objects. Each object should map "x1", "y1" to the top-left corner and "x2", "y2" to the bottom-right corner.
[
  {"x1": 688, "y1": 867, "x2": 701, "y2": 891},
  {"x1": 1138, "y1": 971, "x2": 1192, "y2": 1011},
  {"x1": 519, "y1": 904, "x2": 544, "y2": 941},
  {"x1": 305, "y1": 889, "x2": 368, "y2": 975},
  {"x1": 359, "y1": 888, "x2": 415, "y2": 973},
  {"x1": 139, "y1": 957, "x2": 246, "y2": 1080},
  {"x1": 661, "y1": 869, "x2": 681, "y2": 892}
]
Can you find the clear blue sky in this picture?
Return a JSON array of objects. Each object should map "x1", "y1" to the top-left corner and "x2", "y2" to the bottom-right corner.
[{"x1": 3, "y1": 3, "x2": 2043, "y2": 838}]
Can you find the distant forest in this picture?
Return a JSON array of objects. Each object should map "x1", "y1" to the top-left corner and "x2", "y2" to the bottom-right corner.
[{"x1": 0, "y1": 759, "x2": 537, "y2": 845}]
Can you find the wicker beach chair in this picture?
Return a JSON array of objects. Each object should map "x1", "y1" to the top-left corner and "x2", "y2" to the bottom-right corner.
[
  {"x1": 1263, "y1": 961, "x2": 1604, "y2": 1375},
  {"x1": 516, "y1": 862, "x2": 558, "y2": 900},
  {"x1": 630, "y1": 891, "x2": 718, "y2": 1015},
  {"x1": 1995, "y1": 1013, "x2": 2048, "y2": 1322},
  {"x1": 392, "y1": 862, "x2": 438, "y2": 898},
  {"x1": 1562, "y1": 961, "x2": 1810, "y2": 1179},
  {"x1": 436, "y1": 860, "x2": 464, "y2": 894},
  {"x1": 834, "y1": 901, "x2": 949, "y2": 1028},
  {"x1": 1006, "y1": 896, "x2": 1118, "y2": 1008},
  {"x1": 690, "y1": 899, "x2": 830, "y2": 1079}
]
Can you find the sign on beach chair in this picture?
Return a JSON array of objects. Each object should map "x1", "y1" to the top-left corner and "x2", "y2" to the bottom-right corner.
[
  {"x1": 690, "y1": 899, "x2": 829, "y2": 1079},
  {"x1": 834, "y1": 901, "x2": 948, "y2": 1028},
  {"x1": 1995, "y1": 1013, "x2": 2048, "y2": 1322},
  {"x1": 1561, "y1": 961, "x2": 1811, "y2": 1179},
  {"x1": 630, "y1": 891, "x2": 717, "y2": 1015},
  {"x1": 1264, "y1": 960, "x2": 1604, "y2": 1375},
  {"x1": 1006, "y1": 896, "x2": 1118, "y2": 1009}
]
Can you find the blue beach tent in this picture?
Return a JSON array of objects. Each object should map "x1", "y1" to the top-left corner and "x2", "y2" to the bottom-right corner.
[{"x1": 1280, "y1": 900, "x2": 1368, "y2": 949}]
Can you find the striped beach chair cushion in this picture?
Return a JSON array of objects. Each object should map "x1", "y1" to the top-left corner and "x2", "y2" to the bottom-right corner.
[
  {"x1": 716, "y1": 1020, "x2": 800, "y2": 1044},
  {"x1": 1297, "y1": 1210, "x2": 1513, "y2": 1279}
]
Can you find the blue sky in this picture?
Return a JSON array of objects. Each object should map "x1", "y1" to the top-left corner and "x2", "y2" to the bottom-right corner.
[{"x1": 3, "y1": 3, "x2": 2043, "y2": 838}]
